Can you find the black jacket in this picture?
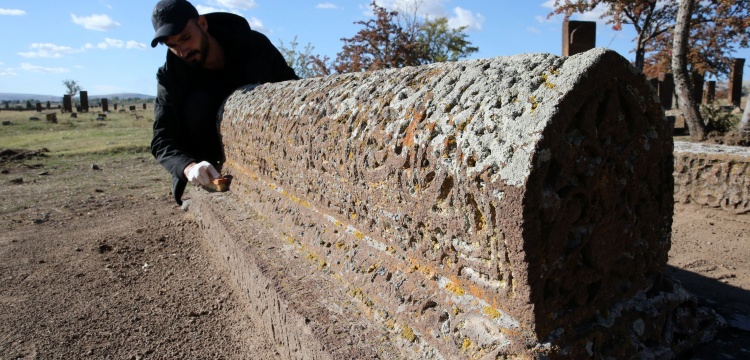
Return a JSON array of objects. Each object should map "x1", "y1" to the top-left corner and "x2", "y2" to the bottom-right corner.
[{"x1": 151, "y1": 12, "x2": 298, "y2": 204}]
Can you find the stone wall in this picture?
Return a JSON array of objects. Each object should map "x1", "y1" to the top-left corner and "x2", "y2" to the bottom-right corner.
[
  {"x1": 674, "y1": 142, "x2": 750, "y2": 214},
  {"x1": 213, "y1": 49, "x2": 717, "y2": 358}
]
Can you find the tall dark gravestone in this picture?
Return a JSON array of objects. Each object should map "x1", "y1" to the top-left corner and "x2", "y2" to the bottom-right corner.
[
  {"x1": 658, "y1": 72, "x2": 674, "y2": 110},
  {"x1": 703, "y1": 81, "x2": 716, "y2": 104},
  {"x1": 63, "y1": 95, "x2": 72, "y2": 113},
  {"x1": 729, "y1": 58, "x2": 745, "y2": 107},
  {"x1": 80, "y1": 91, "x2": 89, "y2": 112},
  {"x1": 36, "y1": 103, "x2": 42, "y2": 112},
  {"x1": 562, "y1": 20, "x2": 596, "y2": 56},
  {"x1": 101, "y1": 98, "x2": 109, "y2": 112}
]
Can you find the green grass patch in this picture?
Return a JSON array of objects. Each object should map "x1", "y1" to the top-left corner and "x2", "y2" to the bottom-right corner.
[{"x1": 0, "y1": 109, "x2": 153, "y2": 156}]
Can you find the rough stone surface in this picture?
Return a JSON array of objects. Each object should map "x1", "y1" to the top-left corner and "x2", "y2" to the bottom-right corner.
[
  {"x1": 674, "y1": 141, "x2": 750, "y2": 214},
  {"x1": 212, "y1": 48, "x2": 717, "y2": 358}
]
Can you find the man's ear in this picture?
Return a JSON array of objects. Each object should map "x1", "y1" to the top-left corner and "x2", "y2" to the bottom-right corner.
[{"x1": 197, "y1": 15, "x2": 208, "y2": 31}]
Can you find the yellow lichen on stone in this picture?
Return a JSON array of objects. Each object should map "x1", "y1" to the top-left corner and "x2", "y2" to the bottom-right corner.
[
  {"x1": 483, "y1": 306, "x2": 502, "y2": 319},
  {"x1": 401, "y1": 325, "x2": 417, "y2": 342},
  {"x1": 445, "y1": 281, "x2": 466, "y2": 296},
  {"x1": 529, "y1": 95, "x2": 539, "y2": 112},
  {"x1": 354, "y1": 231, "x2": 365, "y2": 240},
  {"x1": 462, "y1": 338, "x2": 473, "y2": 351},
  {"x1": 453, "y1": 307, "x2": 463, "y2": 316},
  {"x1": 541, "y1": 73, "x2": 557, "y2": 89}
]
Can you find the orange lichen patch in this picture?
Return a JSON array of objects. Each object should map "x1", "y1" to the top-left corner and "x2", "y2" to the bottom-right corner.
[{"x1": 403, "y1": 118, "x2": 420, "y2": 148}]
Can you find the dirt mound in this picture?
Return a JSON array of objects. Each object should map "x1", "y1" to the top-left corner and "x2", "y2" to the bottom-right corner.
[{"x1": 0, "y1": 148, "x2": 49, "y2": 162}]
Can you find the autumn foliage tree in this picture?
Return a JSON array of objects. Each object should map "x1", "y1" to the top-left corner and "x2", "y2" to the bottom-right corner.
[
  {"x1": 548, "y1": 0, "x2": 677, "y2": 70},
  {"x1": 318, "y1": 1, "x2": 478, "y2": 75},
  {"x1": 550, "y1": 0, "x2": 750, "y2": 141}
]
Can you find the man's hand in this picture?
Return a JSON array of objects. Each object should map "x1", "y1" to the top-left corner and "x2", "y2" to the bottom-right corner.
[{"x1": 184, "y1": 161, "x2": 220, "y2": 186}]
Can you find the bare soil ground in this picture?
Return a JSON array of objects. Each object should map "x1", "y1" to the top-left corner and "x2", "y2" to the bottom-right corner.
[{"x1": 1, "y1": 152, "x2": 749, "y2": 359}]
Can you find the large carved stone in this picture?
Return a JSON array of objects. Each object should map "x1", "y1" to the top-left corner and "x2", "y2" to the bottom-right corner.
[{"x1": 211, "y1": 48, "x2": 717, "y2": 358}]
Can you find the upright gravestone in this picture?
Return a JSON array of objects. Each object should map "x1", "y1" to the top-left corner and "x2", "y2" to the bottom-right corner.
[
  {"x1": 46, "y1": 101, "x2": 50, "y2": 110},
  {"x1": 143, "y1": 103, "x2": 147, "y2": 110},
  {"x1": 114, "y1": 103, "x2": 118, "y2": 111},
  {"x1": 80, "y1": 91, "x2": 89, "y2": 112},
  {"x1": 703, "y1": 81, "x2": 716, "y2": 104},
  {"x1": 35, "y1": 103, "x2": 42, "y2": 112},
  {"x1": 691, "y1": 71, "x2": 704, "y2": 105},
  {"x1": 658, "y1": 72, "x2": 674, "y2": 110},
  {"x1": 729, "y1": 58, "x2": 745, "y2": 107},
  {"x1": 101, "y1": 98, "x2": 109, "y2": 112},
  {"x1": 62, "y1": 95, "x2": 72, "y2": 113},
  {"x1": 562, "y1": 20, "x2": 595, "y2": 56}
]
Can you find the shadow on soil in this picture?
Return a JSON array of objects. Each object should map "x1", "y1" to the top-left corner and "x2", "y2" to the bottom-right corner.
[{"x1": 667, "y1": 266, "x2": 750, "y2": 359}]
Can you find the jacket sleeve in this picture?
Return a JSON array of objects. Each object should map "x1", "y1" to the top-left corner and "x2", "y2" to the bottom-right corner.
[{"x1": 151, "y1": 72, "x2": 195, "y2": 181}]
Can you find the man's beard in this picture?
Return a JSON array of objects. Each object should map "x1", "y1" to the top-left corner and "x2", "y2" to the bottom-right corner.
[{"x1": 186, "y1": 31, "x2": 210, "y2": 69}]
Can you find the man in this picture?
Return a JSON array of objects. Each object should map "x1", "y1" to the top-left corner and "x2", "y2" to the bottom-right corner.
[{"x1": 150, "y1": 0, "x2": 298, "y2": 205}]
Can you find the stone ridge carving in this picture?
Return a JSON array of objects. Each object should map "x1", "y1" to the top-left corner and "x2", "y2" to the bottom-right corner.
[
  {"x1": 673, "y1": 144, "x2": 750, "y2": 214},
  {"x1": 218, "y1": 49, "x2": 708, "y2": 358}
]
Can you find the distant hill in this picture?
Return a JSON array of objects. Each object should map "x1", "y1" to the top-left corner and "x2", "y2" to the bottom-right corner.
[{"x1": 0, "y1": 92, "x2": 155, "y2": 102}]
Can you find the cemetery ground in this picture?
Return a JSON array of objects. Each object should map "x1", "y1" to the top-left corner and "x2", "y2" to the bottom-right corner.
[{"x1": 0, "y1": 107, "x2": 748, "y2": 359}]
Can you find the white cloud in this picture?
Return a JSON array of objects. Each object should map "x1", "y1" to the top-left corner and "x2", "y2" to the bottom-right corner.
[
  {"x1": 20, "y1": 63, "x2": 70, "y2": 74},
  {"x1": 71, "y1": 14, "x2": 121, "y2": 31},
  {"x1": 195, "y1": 5, "x2": 241, "y2": 15},
  {"x1": 316, "y1": 3, "x2": 338, "y2": 9},
  {"x1": 247, "y1": 16, "x2": 268, "y2": 33},
  {"x1": 18, "y1": 43, "x2": 80, "y2": 58},
  {"x1": 81, "y1": 38, "x2": 146, "y2": 50},
  {"x1": 0, "y1": 67, "x2": 17, "y2": 76},
  {"x1": 448, "y1": 7, "x2": 484, "y2": 31},
  {"x1": 126, "y1": 41, "x2": 148, "y2": 50},
  {"x1": 541, "y1": 0, "x2": 555, "y2": 9},
  {"x1": 0, "y1": 8, "x2": 25, "y2": 16},
  {"x1": 371, "y1": 1, "x2": 483, "y2": 31},
  {"x1": 212, "y1": 0, "x2": 257, "y2": 10}
]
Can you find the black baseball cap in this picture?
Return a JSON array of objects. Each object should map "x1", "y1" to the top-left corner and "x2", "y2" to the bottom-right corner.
[{"x1": 151, "y1": 0, "x2": 199, "y2": 48}]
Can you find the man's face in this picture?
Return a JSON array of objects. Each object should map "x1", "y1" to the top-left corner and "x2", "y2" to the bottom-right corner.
[{"x1": 163, "y1": 18, "x2": 209, "y2": 68}]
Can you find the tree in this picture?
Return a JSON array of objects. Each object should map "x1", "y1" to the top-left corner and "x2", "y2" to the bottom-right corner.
[
  {"x1": 418, "y1": 17, "x2": 478, "y2": 63},
  {"x1": 62, "y1": 79, "x2": 81, "y2": 97},
  {"x1": 333, "y1": 2, "x2": 426, "y2": 74},
  {"x1": 673, "y1": 0, "x2": 705, "y2": 141},
  {"x1": 277, "y1": 36, "x2": 329, "y2": 78},
  {"x1": 324, "y1": 1, "x2": 479, "y2": 74},
  {"x1": 643, "y1": 1, "x2": 750, "y2": 80},
  {"x1": 548, "y1": 0, "x2": 677, "y2": 70}
]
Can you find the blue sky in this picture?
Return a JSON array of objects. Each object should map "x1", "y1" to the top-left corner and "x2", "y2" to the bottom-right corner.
[{"x1": 1, "y1": 0, "x2": 749, "y2": 97}]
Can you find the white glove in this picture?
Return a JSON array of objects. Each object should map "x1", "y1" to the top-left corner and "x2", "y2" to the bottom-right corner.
[{"x1": 186, "y1": 161, "x2": 220, "y2": 186}]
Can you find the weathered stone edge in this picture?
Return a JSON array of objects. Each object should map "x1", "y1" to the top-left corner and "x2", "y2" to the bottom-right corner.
[{"x1": 190, "y1": 189, "x2": 438, "y2": 360}]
